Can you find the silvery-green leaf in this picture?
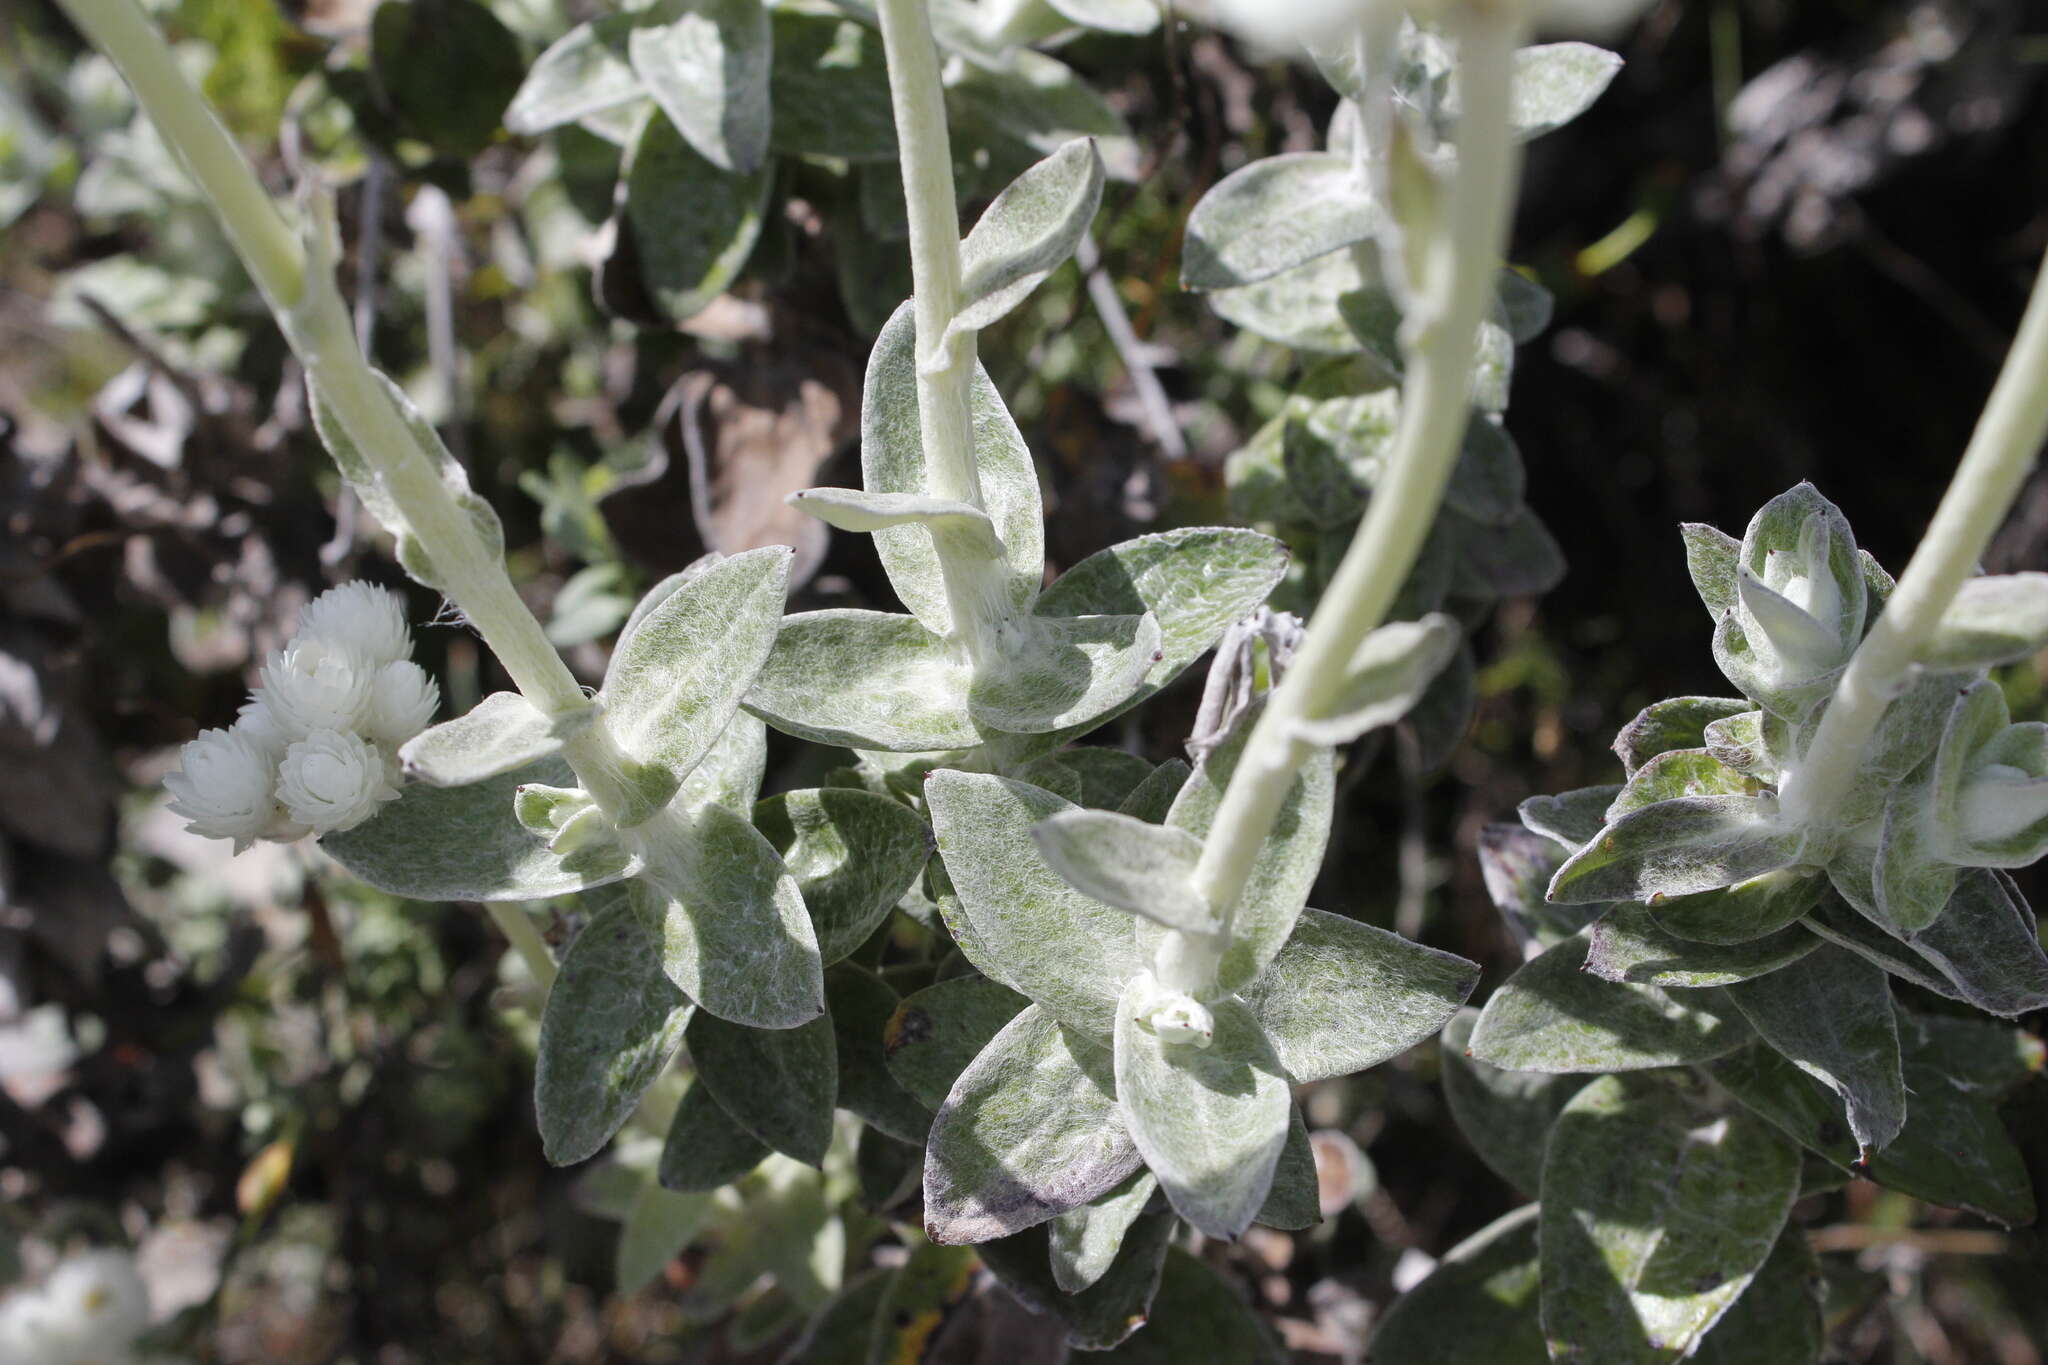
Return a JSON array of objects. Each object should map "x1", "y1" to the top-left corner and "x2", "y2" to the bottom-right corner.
[
  {"x1": 747, "y1": 609, "x2": 982, "y2": 752},
  {"x1": 535, "y1": 894, "x2": 693, "y2": 1165},
  {"x1": 1044, "y1": 0, "x2": 1157, "y2": 33},
  {"x1": 925, "y1": 1003, "x2": 1139, "y2": 1243},
  {"x1": 1145, "y1": 702, "x2": 1333, "y2": 996},
  {"x1": 1449, "y1": 505, "x2": 1565, "y2": 600},
  {"x1": 1293, "y1": 613, "x2": 1460, "y2": 746},
  {"x1": 687, "y1": 1006, "x2": 836, "y2": 1166},
  {"x1": 1208, "y1": 245, "x2": 1370, "y2": 353},
  {"x1": 1477, "y1": 822, "x2": 1602, "y2": 947},
  {"x1": 1448, "y1": 414, "x2": 1527, "y2": 526},
  {"x1": 1585, "y1": 903, "x2": 1820, "y2": 987},
  {"x1": 1254, "y1": 1107, "x2": 1322, "y2": 1231},
  {"x1": 767, "y1": 11, "x2": 896, "y2": 160},
  {"x1": 1440, "y1": 1010, "x2": 1587, "y2": 1198},
  {"x1": 616, "y1": 1171, "x2": 714, "y2": 1294},
  {"x1": 658, "y1": 1079, "x2": 769, "y2": 1191},
  {"x1": 1900, "y1": 1008, "x2": 2044, "y2": 1097},
  {"x1": 1724, "y1": 944, "x2": 1905, "y2": 1154},
  {"x1": 1737, "y1": 567, "x2": 1841, "y2": 678},
  {"x1": 824, "y1": 964, "x2": 929, "y2": 1145},
  {"x1": 1920, "y1": 573, "x2": 2048, "y2": 669},
  {"x1": 754, "y1": 788, "x2": 932, "y2": 965},
  {"x1": 1114, "y1": 757, "x2": 1196, "y2": 822},
  {"x1": 1180, "y1": 153, "x2": 1378, "y2": 291},
  {"x1": 1370, "y1": 1206, "x2": 1545, "y2": 1364},
  {"x1": 640, "y1": 802, "x2": 824, "y2": 1029},
  {"x1": 1540, "y1": 1072, "x2": 1800, "y2": 1365},
  {"x1": 1801, "y1": 890, "x2": 1966, "y2": 1003},
  {"x1": 1030, "y1": 809, "x2": 1208, "y2": 933},
  {"x1": 926, "y1": 771, "x2": 1141, "y2": 1038},
  {"x1": 1095, "y1": 1244, "x2": 1286, "y2": 1363},
  {"x1": 976, "y1": 1213, "x2": 1174, "y2": 1350},
  {"x1": 1711, "y1": 612, "x2": 1844, "y2": 724},
  {"x1": 1611, "y1": 697, "x2": 1751, "y2": 779},
  {"x1": 322, "y1": 756, "x2": 642, "y2": 901},
  {"x1": 1048, "y1": 1170, "x2": 1156, "y2": 1293},
  {"x1": 883, "y1": 973, "x2": 1028, "y2": 1110},
  {"x1": 1114, "y1": 989, "x2": 1289, "y2": 1240},
  {"x1": 861, "y1": 301, "x2": 1043, "y2": 633},
  {"x1": 968, "y1": 611, "x2": 1164, "y2": 735},
  {"x1": 398, "y1": 690, "x2": 592, "y2": 787},
  {"x1": 308, "y1": 370, "x2": 503, "y2": 596},
  {"x1": 1467, "y1": 929, "x2": 1752, "y2": 1073},
  {"x1": 785, "y1": 487, "x2": 997, "y2": 548},
  {"x1": 1645, "y1": 867, "x2": 1828, "y2": 946},
  {"x1": 944, "y1": 48, "x2": 1138, "y2": 179},
  {"x1": 1837, "y1": 666, "x2": 1960, "y2": 828},
  {"x1": 678, "y1": 710, "x2": 767, "y2": 815},
  {"x1": 618, "y1": 109, "x2": 772, "y2": 323},
  {"x1": 504, "y1": 7, "x2": 665, "y2": 134},
  {"x1": 1712, "y1": 1024, "x2": 2036, "y2": 1226},
  {"x1": 1605, "y1": 748, "x2": 1762, "y2": 822},
  {"x1": 1874, "y1": 767, "x2": 1959, "y2": 935},
  {"x1": 628, "y1": 0, "x2": 770, "y2": 174},
  {"x1": 1906, "y1": 869, "x2": 2048, "y2": 1017},
  {"x1": 1689, "y1": 1231, "x2": 1826, "y2": 1365},
  {"x1": 1680, "y1": 522, "x2": 1741, "y2": 619},
  {"x1": 1030, "y1": 527, "x2": 1290, "y2": 742},
  {"x1": 1504, "y1": 42, "x2": 1623, "y2": 139},
  {"x1": 1054, "y1": 746, "x2": 1156, "y2": 809},
  {"x1": 602, "y1": 545, "x2": 792, "y2": 804},
  {"x1": 579, "y1": 96, "x2": 651, "y2": 146},
  {"x1": 1013, "y1": 755, "x2": 1085, "y2": 804},
  {"x1": 1237, "y1": 907, "x2": 1478, "y2": 1084},
  {"x1": 948, "y1": 137, "x2": 1105, "y2": 342},
  {"x1": 1518, "y1": 784, "x2": 1622, "y2": 853},
  {"x1": 1548, "y1": 795, "x2": 1799, "y2": 906},
  {"x1": 1703, "y1": 709, "x2": 1773, "y2": 780}
]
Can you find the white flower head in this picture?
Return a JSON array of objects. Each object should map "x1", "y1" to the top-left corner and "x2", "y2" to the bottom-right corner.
[
  {"x1": 0, "y1": 1247, "x2": 153, "y2": 1365},
  {"x1": 257, "y1": 638, "x2": 373, "y2": 740},
  {"x1": 233, "y1": 695, "x2": 291, "y2": 762},
  {"x1": 164, "y1": 726, "x2": 282, "y2": 852},
  {"x1": 363, "y1": 660, "x2": 439, "y2": 750},
  {"x1": 297, "y1": 581, "x2": 413, "y2": 666},
  {"x1": 279, "y1": 728, "x2": 400, "y2": 835}
]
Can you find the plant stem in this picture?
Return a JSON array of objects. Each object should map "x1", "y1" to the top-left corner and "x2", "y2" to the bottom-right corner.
[
  {"x1": 874, "y1": 0, "x2": 1013, "y2": 653},
  {"x1": 1182, "y1": 8, "x2": 1526, "y2": 979},
  {"x1": 58, "y1": 0, "x2": 587, "y2": 723},
  {"x1": 1779, "y1": 250, "x2": 2048, "y2": 832},
  {"x1": 485, "y1": 903, "x2": 558, "y2": 993}
]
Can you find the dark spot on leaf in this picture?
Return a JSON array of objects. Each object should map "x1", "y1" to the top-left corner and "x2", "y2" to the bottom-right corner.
[{"x1": 885, "y1": 1004, "x2": 932, "y2": 1055}]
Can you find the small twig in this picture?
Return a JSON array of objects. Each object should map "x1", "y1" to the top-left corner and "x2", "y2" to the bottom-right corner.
[
  {"x1": 1808, "y1": 1225, "x2": 2012, "y2": 1256},
  {"x1": 1075, "y1": 233, "x2": 1186, "y2": 461}
]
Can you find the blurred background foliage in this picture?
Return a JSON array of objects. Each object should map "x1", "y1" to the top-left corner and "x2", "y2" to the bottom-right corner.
[{"x1": 4, "y1": 0, "x2": 2048, "y2": 1359}]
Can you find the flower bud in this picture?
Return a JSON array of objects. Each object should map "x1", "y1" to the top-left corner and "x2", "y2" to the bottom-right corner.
[
  {"x1": 258, "y1": 638, "x2": 373, "y2": 740},
  {"x1": 164, "y1": 725, "x2": 283, "y2": 851},
  {"x1": 364, "y1": 659, "x2": 440, "y2": 749},
  {"x1": 279, "y1": 728, "x2": 400, "y2": 834},
  {"x1": 297, "y1": 581, "x2": 413, "y2": 666}
]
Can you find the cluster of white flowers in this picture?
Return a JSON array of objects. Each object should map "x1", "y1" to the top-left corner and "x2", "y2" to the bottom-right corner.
[
  {"x1": 164, "y1": 582, "x2": 438, "y2": 849},
  {"x1": 0, "y1": 1247, "x2": 184, "y2": 1365}
]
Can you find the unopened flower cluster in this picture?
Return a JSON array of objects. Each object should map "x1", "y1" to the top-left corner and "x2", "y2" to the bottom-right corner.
[
  {"x1": 165, "y1": 582, "x2": 437, "y2": 849},
  {"x1": 0, "y1": 1247, "x2": 187, "y2": 1365}
]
